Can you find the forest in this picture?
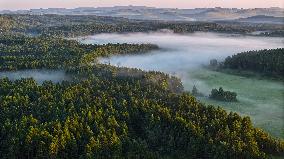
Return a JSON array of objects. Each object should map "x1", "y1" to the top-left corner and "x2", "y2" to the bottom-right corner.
[
  {"x1": 0, "y1": 14, "x2": 284, "y2": 159},
  {"x1": 222, "y1": 48, "x2": 284, "y2": 78},
  {"x1": 0, "y1": 34, "x2": 158, "y2": 71},
  {"x1": 1, "y1": 14, "x2": 284, "y2": 37},
  {"x1": 0, "y1": 32, "x2": 283, "y2": 158}
]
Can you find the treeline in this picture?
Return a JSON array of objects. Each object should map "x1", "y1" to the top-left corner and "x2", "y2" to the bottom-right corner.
[
  {"x1": 39, "y1": 22, "x2": 250, "y2": 37},
  {"x1": 0, "y1": 34, "x2": 158, "y2": 71},
  {"x1": 222, "y1": 48, "x2": 284, "y2": 77},
  {"x1": 1, "y1": 14, "x2": 283, "y2": 37},
  {"x1": 81, "y1": 43, "x2": 159, "y2": 65},
  {"x1": 0, "y1": 34, "x2": 89, "y2": 70}
]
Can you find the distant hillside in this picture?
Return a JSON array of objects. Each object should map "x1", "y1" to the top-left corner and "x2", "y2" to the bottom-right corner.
[
  {"x1": 235, "y1": 15, "x2": 284, "y2": 24},
  {"x1": 1, "y1": 6, "x2": 283, "y2": 22},
  {"x1": 1, "y1": 14, "x2": 283, "y2": 37}
]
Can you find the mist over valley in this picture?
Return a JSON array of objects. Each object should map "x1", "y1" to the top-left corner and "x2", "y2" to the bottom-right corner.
[
  {"x1": 80, "y1": 32, "x2": 284, "y2": 138},
  {"x1": 1, "y1": 3, "x2": 284, "y2": 157}
]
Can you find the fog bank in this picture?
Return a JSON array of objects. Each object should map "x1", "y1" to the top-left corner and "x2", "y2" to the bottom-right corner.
[
  {"x1": 80, "y1": 32, "x2": 283, "y2": 74},
  {"x1": 80, "y1": 32, "x2": 284, "y2": 138}
]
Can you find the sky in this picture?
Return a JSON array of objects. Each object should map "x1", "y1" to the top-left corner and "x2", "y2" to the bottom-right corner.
[{"x1": 0, "y1": 0, "x2": 283, "y2": 10}]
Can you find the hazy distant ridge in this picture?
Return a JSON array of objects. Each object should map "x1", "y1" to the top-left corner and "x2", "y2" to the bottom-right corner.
[{"x1": 1, "y1": 6, "x2": 283, "y2": 22}]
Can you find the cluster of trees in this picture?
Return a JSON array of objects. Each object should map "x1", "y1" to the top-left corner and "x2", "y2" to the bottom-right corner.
[
  {"x1": 223, "y1": 48, "x2": 284, "y2": 77},
  {"x1": 218, "y1": 21, "x2": 284, "y2": 37},
  {"x1": 210, "y1": 87, "x2": 238, "y2": 102},
  {"x1": 0, "y1": 69, "x2": 283, "y2": 158},
  {"x1": 1, "y1": 14, "x2": 283, "y2": 37},
  {"x1": 0, "y1": 34, "x2": 158, "y2": 71},
  {"x1": 81, "y1": 43, "x2": 159, "y2": 65},
  {"x1": 190, "y1": 85, "x2": 236, "y2": 102},
  {"x1": 0, "y1": 34, "x2": 89, "y2": 70}
]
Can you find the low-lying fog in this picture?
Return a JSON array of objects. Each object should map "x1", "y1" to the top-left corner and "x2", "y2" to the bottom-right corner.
[
  {"x1": 80, "y1": 32, "x2": 284, "y2": 138},
  {"x1": 0, "y1": 70, "x2": 69, "y2": 84},
  {"x1": 80, "y1": 32, "x2": 283, "y2": 72}
]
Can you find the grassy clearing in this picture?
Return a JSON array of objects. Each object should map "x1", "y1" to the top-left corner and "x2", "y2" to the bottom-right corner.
[{"x1": 183, "y1": 68, "x2": 284, "y2": 139}]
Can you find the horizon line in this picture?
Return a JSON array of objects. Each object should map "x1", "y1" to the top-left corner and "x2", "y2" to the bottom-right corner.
[{"x1": 1, "y1": 5, "x2": 283, "y2": 12}]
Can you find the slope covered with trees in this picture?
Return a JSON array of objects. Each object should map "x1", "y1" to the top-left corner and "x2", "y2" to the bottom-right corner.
[
  {"x1": 0, "y1": 14, "x2": 283, "y2": 37},
  {"x1": 0, "y1": 34, "x2": 283, "y2": 158},
  {"x1": 0, "y1": 34, "x2": 158, "y2": 71},
  {"x1": 1, "y1": 70, "x2": 283, "y2": 159},
  {"x1": 222, "y1": 48, "x2": 284, "y2": 77}
]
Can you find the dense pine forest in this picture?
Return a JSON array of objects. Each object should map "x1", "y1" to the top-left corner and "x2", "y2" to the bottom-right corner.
[
  {"x1": 0, "y1": 14, "x2": 284, "y2": 158},
  {"x1": 0, "y1": 34, "x2": 158, "y2": 71},
  {"x1": 222, "y1": 48, "x2": 284, "y2": 78}
]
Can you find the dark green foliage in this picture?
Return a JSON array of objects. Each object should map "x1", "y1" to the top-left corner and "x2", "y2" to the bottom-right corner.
[
  {"x1": 0, "y1": 34, "x2": 158, "y2": 71},
  {"x1": 0, "y1": 34, "x2": 283, "y2": 158},
  {"x1": 210, "y1": 87, "x2": 238, "y2": 102},
  {"x1": 223, "y1": 48, "x2": 284, "y2": 77},
  {"x1": 1, "y1": 71, "x2": 283, "y2": 158}
]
